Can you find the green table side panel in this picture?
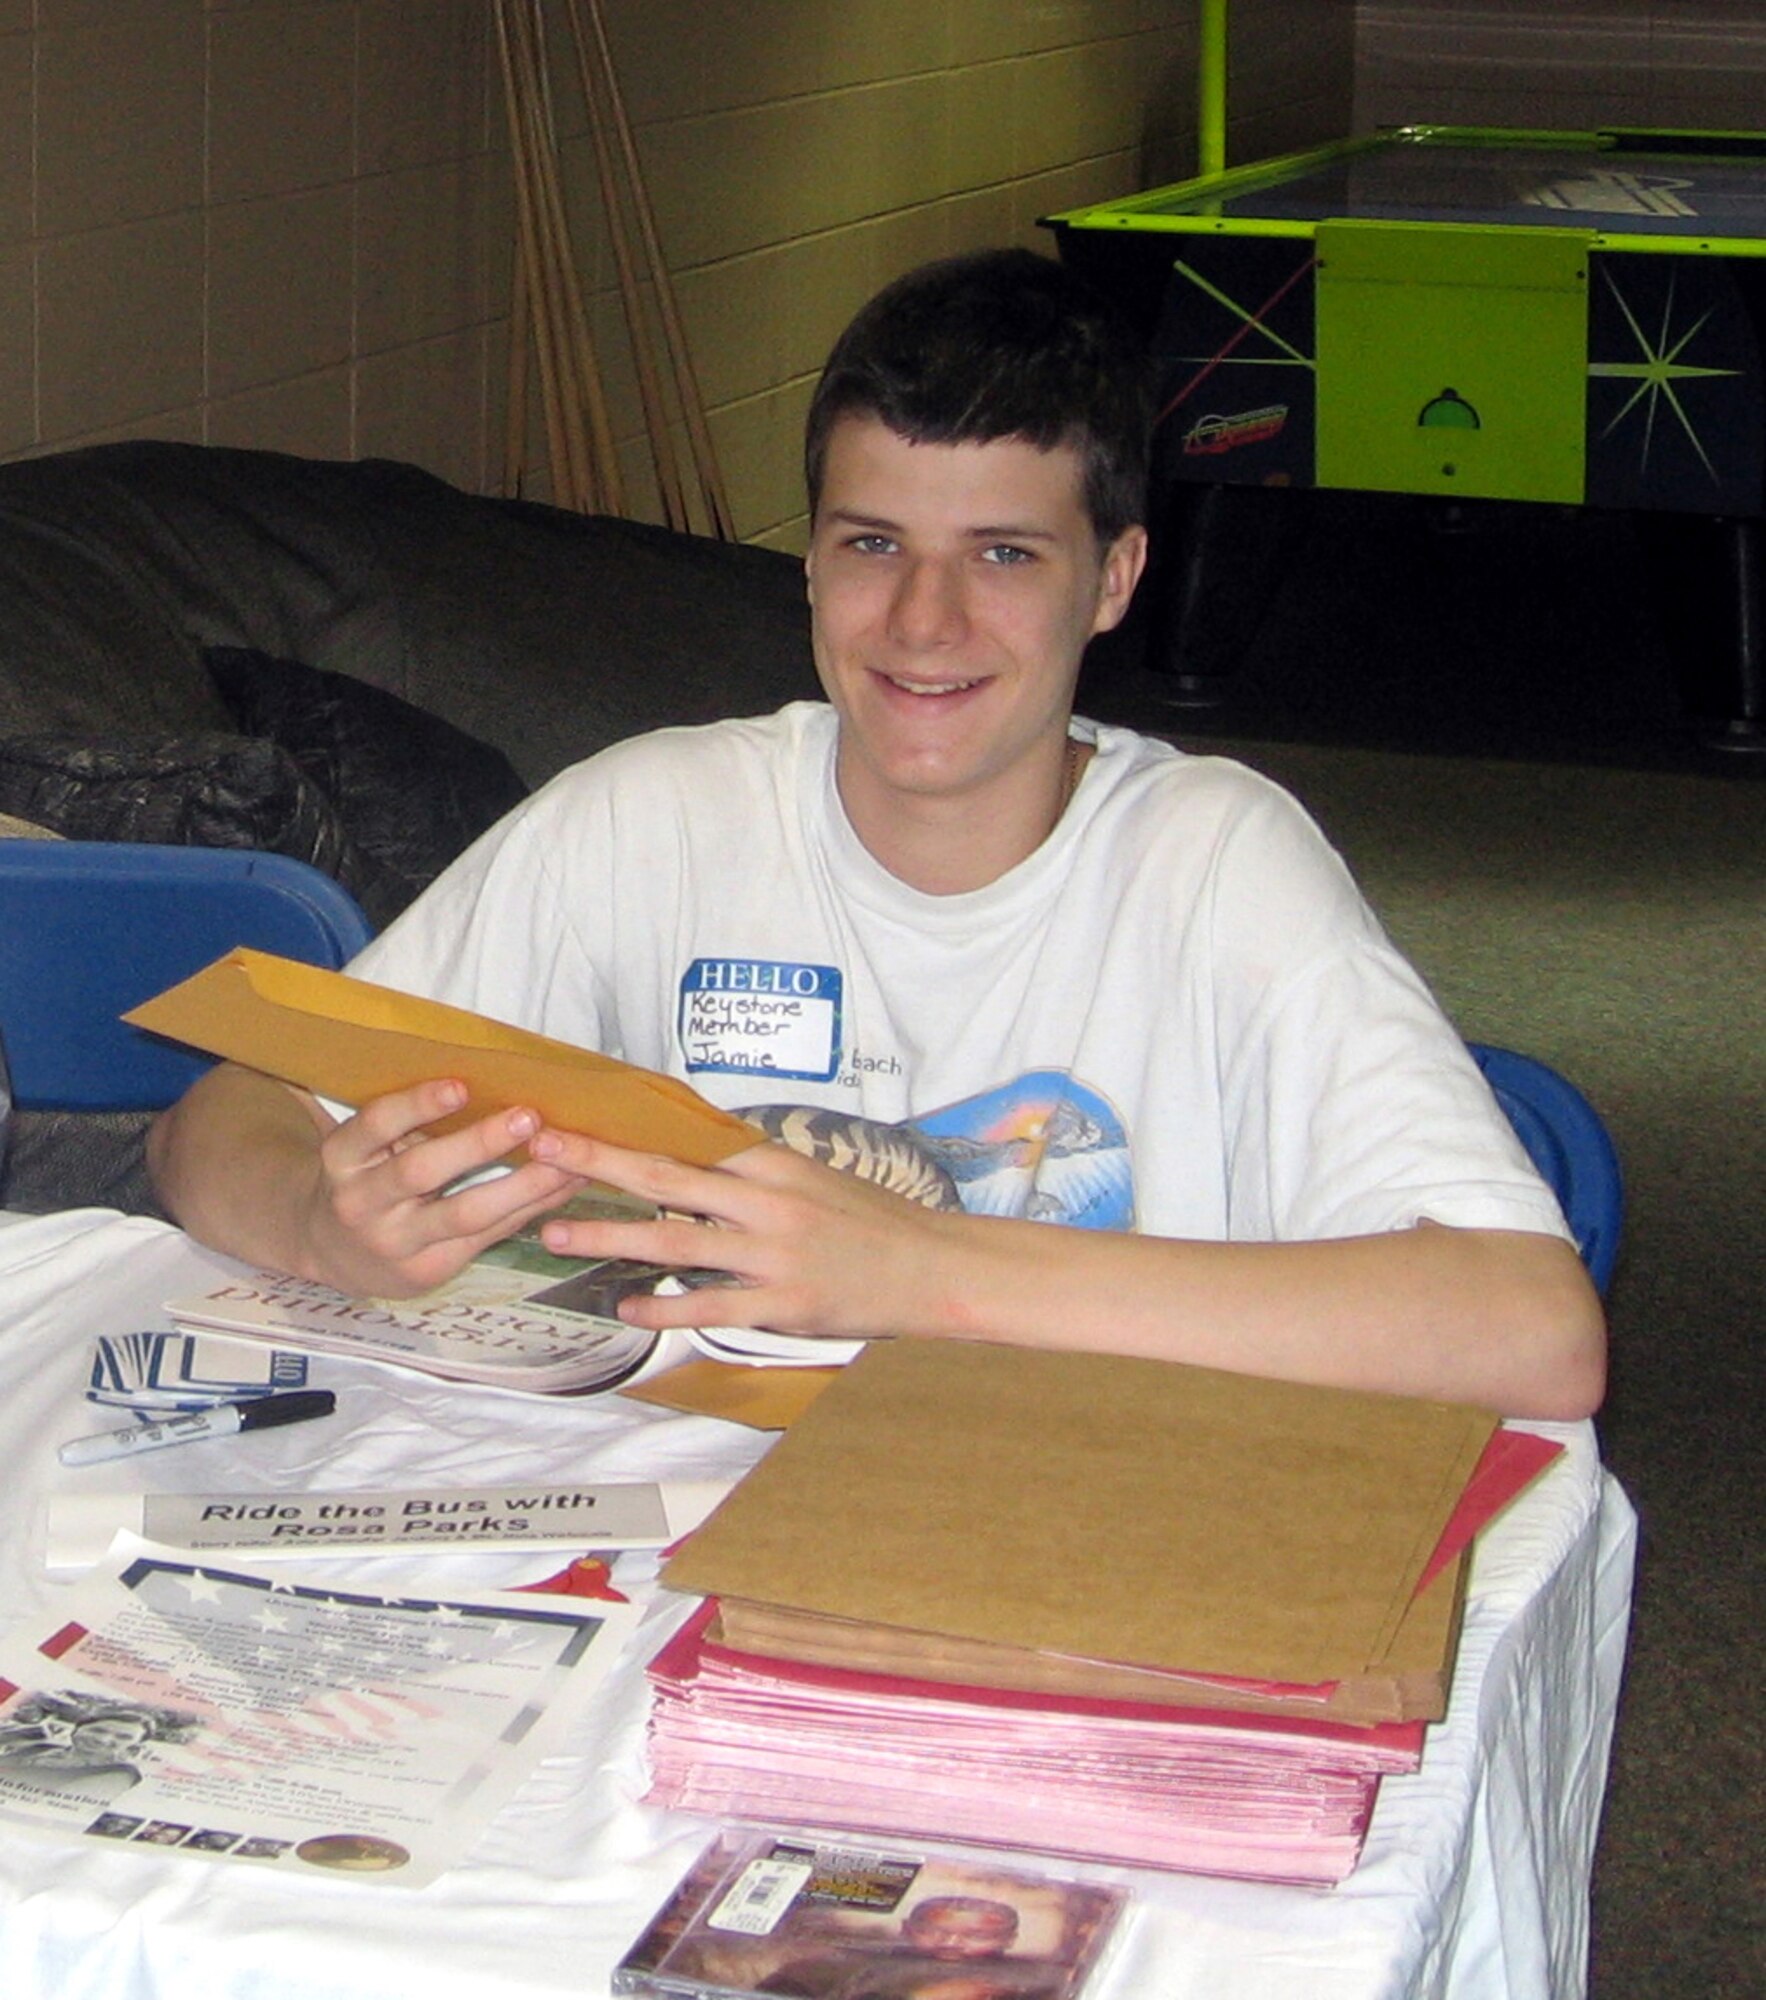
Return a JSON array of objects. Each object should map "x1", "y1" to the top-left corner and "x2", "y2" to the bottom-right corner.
[{"x1": 1314, "y1": 221, "x2": 1593, "y2": 502}]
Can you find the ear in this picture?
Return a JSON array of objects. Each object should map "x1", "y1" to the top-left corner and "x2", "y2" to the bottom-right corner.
[{"x1": 1088, "y1": 524, "x2": 1149, "y2": 638}]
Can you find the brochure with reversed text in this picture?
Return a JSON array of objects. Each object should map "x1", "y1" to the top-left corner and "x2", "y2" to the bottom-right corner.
[{"x1": 162, "y1": 1194, "x2": 860, "y2": 1396}]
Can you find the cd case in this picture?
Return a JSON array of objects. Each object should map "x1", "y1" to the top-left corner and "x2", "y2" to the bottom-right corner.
[{"x1": 613, "y1": 1829, "x2": 1126, "y2": 2000}]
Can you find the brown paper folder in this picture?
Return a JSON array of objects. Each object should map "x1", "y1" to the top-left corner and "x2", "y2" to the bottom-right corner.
[
  {"x1": 662, "y1": 1338, "x2": 1495, "y2": 1692},
  {"x1": 124, "y1": 948, "x2": 761, "y2": 1166},
  {"x1": 710, "y1": 1548, "x2": 1468, "y2": 1724}
]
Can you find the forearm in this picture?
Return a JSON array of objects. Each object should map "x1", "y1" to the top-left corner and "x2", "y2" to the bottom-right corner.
[
  {"x1": 147, "y1": 1062, "x2": 334, "y2": 1275},
  {"x1": 916, "y1": 1213, "x2": 1607, "y2": 1420},
  {"x1": 533, "y1": 1134, "x2": 1607, "y2": 1421}
]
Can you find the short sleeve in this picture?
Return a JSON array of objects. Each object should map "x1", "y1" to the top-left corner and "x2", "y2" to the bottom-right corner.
[{"x1": 1199, "y1": 782, "x2": 1572, "y2": 1246}]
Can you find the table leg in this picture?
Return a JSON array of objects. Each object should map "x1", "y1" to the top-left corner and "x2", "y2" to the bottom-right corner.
[
  {"x1": 1710, "y1": 514, "x2": 1766, "y2": 751},
  {"x1": 1145, "y1": 483, "x2": 1303, "y2": 704},
  {"x1": 1640, "y1": 512, "x2": 1766, "y2": 752}
]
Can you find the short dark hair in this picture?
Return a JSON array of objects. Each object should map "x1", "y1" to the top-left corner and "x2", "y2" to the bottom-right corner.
[{"x1": 804, "y1": 248, "x2": 1151, "y2": 545}]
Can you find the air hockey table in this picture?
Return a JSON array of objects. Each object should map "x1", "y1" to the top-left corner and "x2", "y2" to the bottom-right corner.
[{"x1": 1045, "y1": 125, "x2": 1766, "y2": 743}]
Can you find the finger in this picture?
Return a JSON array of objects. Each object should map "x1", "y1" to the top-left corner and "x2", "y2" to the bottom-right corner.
[
  {"x1": 614, "y1": 1278, "x2": 776, "y2": 1335},
  {"x1": 321, "y1": 1122, "x2": 576, "y2": 1274},
  {"x1": 428, "y1": 1159, "x2": 588, "y2": 1244},
  {"x1": 328, "y1": 1103, "x2": 548, "y2": 1210},
  {"x1": 324, "y1": 1079, "x2": 471, "y2": 1169},
  {"x1": 311, "y1": 1159, "x2": 590, "y2": 1299},
  {"x1": 536, "y1": 1208, "x2": 750, "y2": 1275},
  {"x1": 332, "y1": 1154, "x2": 583, "y2": 1261},
  {"x1": 529, "y1": 1130, "x2": 773, "y2": 1231}
]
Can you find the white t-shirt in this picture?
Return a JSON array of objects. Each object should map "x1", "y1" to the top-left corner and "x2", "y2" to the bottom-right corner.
[{"x1": 349, "y1": 702, "x2": 1567, "y2": 1246}]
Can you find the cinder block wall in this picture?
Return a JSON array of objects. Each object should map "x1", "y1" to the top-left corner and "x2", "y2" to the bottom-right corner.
[
  {"x1": 0, "y1": 0, "x2": 502, "y2": 487},
  {"x1": 0, "y1": 0, "x2": 1355, "y2": 544},
  {"x1": 590, "y1": 0, "x2": 1354, "y2": 547},
  {"x1": 1355, "y1": 2, "x2": 1766, "y2": 134}
]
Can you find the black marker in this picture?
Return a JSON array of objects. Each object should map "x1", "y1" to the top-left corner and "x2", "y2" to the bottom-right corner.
[{"x1": 58, "y1": 1391, "x2": 338, "y2": 1468}]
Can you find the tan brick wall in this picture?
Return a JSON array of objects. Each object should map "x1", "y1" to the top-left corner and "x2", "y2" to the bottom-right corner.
[{"x1": 0, "y1": 0, "x2": 1355, "y2": 544}]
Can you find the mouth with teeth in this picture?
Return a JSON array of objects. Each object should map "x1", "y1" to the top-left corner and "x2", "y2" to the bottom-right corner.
[{"x1": 881, "y1": 673, "x2": 983, "y2": 696}]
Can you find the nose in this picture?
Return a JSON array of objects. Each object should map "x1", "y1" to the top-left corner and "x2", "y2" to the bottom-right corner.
[{"x1": 887, "y1": 555, "x2": 968, "y2": 650}]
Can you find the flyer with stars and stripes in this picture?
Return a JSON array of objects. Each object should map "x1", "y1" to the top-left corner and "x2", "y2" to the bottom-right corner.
[{"x1": 0, "y1": 1536, "x2": 637, "y2": 1886}]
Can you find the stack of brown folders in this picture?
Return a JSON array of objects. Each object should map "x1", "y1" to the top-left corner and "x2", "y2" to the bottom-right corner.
[{"x1": 646, "y1": 1339, "x2": 1561, "y2": 1886}]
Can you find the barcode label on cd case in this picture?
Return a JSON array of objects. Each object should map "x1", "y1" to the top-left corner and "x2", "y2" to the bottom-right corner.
[{"x1": 708, "y1": 1854, "x2": 816, "y2": 1935}]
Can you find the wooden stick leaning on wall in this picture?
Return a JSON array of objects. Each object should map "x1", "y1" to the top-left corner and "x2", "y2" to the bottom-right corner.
[
  {"x1": 567, "y1": 0, "x2": 735, "y2": 540},
  {"x1": 525, "y1": 0, "x2": 626, "y2": 515},
  {"x1": 495, "y1": 0, "x2": 732, "y2": 535},
  {"x1": 494, "y1": 0, "x2": 626, "y2": 514},
  {"x1": 503, "y1": 220, "x2": 534, "y2": 499},
  {"x1": 534, "y1": 0, "x2": 626, "y2": 510},
  {"x1": 495, "y1": 0, "x2": 577, "y2": 503},
  {"x1": 561, "y1": 0, "x2": 690, "y2": 531}
]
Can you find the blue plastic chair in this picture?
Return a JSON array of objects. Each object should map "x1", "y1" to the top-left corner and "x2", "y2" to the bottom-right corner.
[
  {"x1": 1468, "y1": 1042, "x2": 1624, "y2": 1295},
  {"x1": 0, "y1": 840, "x2": 373, "y2": 1113}
]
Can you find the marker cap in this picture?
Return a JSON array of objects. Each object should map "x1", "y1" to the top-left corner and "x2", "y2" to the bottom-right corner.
[{"x1": 238, "y1": 1390, "x2": 336, "y2": 1432}]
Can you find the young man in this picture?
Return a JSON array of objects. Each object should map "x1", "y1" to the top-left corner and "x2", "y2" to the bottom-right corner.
[{"x1": 149, "y1": 250, "x2": 1604, "y2": 1420}]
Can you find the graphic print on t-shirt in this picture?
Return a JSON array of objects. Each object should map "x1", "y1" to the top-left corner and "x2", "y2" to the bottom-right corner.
[
  {"x1": 905, "y1": 1071, "x2": 1133, "y2": 1230},
  {"x1": 734, "y1": 1104, "x2": 964, "y2": 1211},
  {"x1": 738, "y1": 1073, "x2": 1133, "y2": 1233}
]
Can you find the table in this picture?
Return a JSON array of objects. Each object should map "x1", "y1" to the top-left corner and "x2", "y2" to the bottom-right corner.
[
  {"x1": 0, "y1": 1208, "x2": 1636, "y2": 2000},
  {"x1": 1045, "y1": 125, "x2": 1766, "y2": 740}
]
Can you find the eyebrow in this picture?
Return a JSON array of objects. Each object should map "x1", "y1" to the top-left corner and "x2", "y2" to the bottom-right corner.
[{"x1": 822, "y1": 508, "x2": 1061, "y2": 543}]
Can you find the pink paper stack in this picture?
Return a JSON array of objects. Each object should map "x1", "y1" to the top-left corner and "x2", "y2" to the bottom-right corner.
[{"x1": 644, "y1": 1604, "x2": 1425, "y2": 1887}]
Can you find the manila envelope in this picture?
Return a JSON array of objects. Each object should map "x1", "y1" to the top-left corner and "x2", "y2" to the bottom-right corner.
[
  {"x1": 623, "y1": 1358, "x2": 842, "y2": 1430},
  {"x1": 124, "y1": 948, "x2": 762, "y2": 1167},
  {"x1": 663, "y1": 1337, "x2": 1497, "y2": 1690}
]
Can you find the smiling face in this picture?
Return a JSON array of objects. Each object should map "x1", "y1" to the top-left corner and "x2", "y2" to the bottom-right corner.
[{"x1": 805, "y1": 414, "x2": 1145, "y2": 892}]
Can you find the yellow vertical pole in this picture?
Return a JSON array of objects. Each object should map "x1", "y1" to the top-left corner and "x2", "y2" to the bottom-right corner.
[{"x1": 1198, "y1": 0, "x2": 1228, "y2": 177}]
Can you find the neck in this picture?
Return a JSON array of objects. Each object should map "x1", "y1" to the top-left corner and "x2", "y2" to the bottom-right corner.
[{"x1": 837, "y1": 733, "x2": 1090, "y2": 895}]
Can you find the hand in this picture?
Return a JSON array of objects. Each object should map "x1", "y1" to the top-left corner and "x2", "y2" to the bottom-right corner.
[
  {"x1": 527, "y1": 1127, "x2": 968, "y2": 1341},
  {"x1": 297, "y1": 1080, "x2": 590, "y2": 1298}
]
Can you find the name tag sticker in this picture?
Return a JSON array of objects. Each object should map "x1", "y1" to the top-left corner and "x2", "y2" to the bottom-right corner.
[{"x1": 678, "y1": 960, "x2": 842, "y2": 1083}]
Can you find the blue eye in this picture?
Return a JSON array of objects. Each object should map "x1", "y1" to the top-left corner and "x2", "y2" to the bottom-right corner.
[
  {"x1": 849, "y1": 534, "x2": 897, "y2": 556},
  {"x1": 982, "y1": 544, "x2": 1034, "y2": 566}
]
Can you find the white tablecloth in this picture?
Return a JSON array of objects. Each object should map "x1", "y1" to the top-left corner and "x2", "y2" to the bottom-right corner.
[{"x1": 0, "y1": 1210, "x2": 1635, "y2": 2000}]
